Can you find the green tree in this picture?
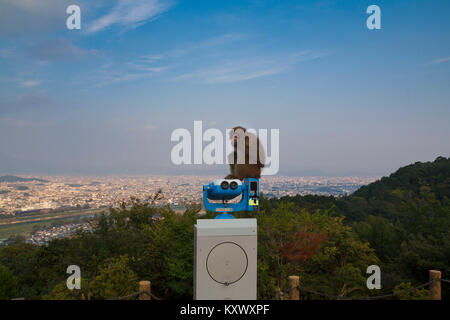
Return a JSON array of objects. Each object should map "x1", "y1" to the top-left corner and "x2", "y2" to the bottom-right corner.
[
  {"x1": 146, "y1": 205, "x2": 199, "y2": 299},
  {"x1": 0, "y1": 264, "x2": 17, "y2": 299},
  {"x1": 89, "y1": 255, "x2": 138, "y2": 300},
  {"x1": 353, "y1": 215, "x2": 404, "y2": 263},
  {"x1": 0, "y1": 239, "x2": 41, "y2": 299},
  {"x1": 43, "y1": 278, "x2": 91, "y2": 300},
  {"x1": 256, "y1": 202, "x2": 379, "y2": 299}
]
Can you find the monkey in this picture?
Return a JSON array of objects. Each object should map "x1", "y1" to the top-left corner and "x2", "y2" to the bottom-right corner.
[{"x1": 225, "y1": 126, "x2": 265, "y2": 180}]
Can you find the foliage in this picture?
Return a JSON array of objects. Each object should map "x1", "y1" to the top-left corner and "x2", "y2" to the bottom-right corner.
[
  {"x1": 353, "y1": 215, "x2": 404, "y2": 263},
  {"x1": 0, "y1": 239, "x2": 42, "y2": 298},
  {"x1": 0, "y1": 264, "x2": 17, "y2": 299},
  {"x1": 145, "y1": 205, "x2": 198, "y2": 298},
  {"x1": 264, "y1": 157, "x2": 450, "y2": 298},
  {"x1": 89, "y1": 255, "x2": 138, "y2": 300},
  {"x1": 393, "y1": 282, "x2": 429, "y2": 300},
  {"x1": 43, "y1": 278, "x2": 91, "y2": 300},
  {"x1": 255, "y1": 204, "x2": 379, "y2": 299}
]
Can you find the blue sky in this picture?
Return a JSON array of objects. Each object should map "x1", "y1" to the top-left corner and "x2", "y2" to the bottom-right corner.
[{"x1": 0, "y1": 0, "x2": 449, "y2": 176}]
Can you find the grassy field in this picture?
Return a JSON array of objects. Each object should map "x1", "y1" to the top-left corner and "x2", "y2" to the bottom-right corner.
[
  {"x1": 0, "y1": 205, "x2": 187, "y2": 240},
  {"x1": 0, "y1": 218, "x2": 66, "y2": 239},
  {"x1": 0, "y1": 208, "x2": 106, "y2": 239},
  {"x1": 0, "y1": 208, "x2": 105, "y2": 225}
]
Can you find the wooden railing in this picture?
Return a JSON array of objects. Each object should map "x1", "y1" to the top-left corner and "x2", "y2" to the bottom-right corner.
[{"x1": 287, "y1": 269, "x2": 447, "y2": 300}]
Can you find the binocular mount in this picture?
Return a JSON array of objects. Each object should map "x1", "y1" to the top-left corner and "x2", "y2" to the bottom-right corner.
[{"x1": 202, "y1": 178, "x2": 260, "y2": 217}]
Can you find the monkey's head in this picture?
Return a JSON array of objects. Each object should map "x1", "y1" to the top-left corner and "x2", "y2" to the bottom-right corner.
[{"x1": 230, "y1": 126, "x2": 246, "y2": 145}]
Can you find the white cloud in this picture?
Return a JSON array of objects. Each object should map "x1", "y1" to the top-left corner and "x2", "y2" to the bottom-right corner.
[
  {"x1": 92, "y1": 63, "x2": 166, "y2": 87},
  {"x1": 94, "y1": 73, "x2": 147, "y2": 87},
  {"x1": 27, "y1": 38, "x2": 101, "y2": 62},
  {"x1": 140, "y1": 33, "x2": 243, "y2": 61},
  {"x1": 426, "y1": 56, "x2": 450, "y2": 66},
  {"x1": 87, "y1": 33, "x2": 242, "y2": 87},
  {"x1": 176, "y1": 63, "x2": 286, "y2": 84},
  {"x1": 87, "y1": 0, "x2": 173, "y2": 33},
  {"x1": 126, "y1": 62, "x2": 168, "y2": 73},
  {"x1": 20, "y1": 80, "x2": 40, "y2": 88},
  {"x1": 174, "y1": 51, "x2": 332, "y2": 84},
  {"x1": 0, "y1": 0, "x2": 73, "y2": 37},
  {"x1": 140, "y1": 54, "x2": 165, "y2": 62}
]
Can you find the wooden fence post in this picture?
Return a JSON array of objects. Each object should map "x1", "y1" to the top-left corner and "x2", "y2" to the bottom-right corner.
[
  {"x1": 139, "y1": 280, "x2": 151, "y2": 300},
  {"x1": 429, "y1": 270, "x2": 441, "y2": 300},
  {"x1": 288, "y1": 276, "x2": 300, "y2": 300}
]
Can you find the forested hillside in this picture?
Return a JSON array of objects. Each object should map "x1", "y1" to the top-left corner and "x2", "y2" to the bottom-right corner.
[
  {"x1": 0, "y1": 158, "x2": 448, "y2": 300},
  {"x1": 265, "y1": 157, "x2": 450, "y2": 297}
]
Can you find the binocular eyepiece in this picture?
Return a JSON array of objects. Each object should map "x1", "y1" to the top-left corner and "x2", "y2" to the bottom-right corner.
[
  {"x1": 204, "y1": 179, "x2": 243, "y2": 201},
  {"x1": 220, "y1": 180, "x2": 239, "y2": 190}
]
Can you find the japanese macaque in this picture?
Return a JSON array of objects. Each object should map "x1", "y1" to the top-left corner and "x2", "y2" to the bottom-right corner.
[{"x1": 225, "y1": 126, "x2": 265, "y2": 180}]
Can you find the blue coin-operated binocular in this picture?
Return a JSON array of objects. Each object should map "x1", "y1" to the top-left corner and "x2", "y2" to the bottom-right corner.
[{"x1": 203, "y1": 178, "x2": 260, "y2": 217}]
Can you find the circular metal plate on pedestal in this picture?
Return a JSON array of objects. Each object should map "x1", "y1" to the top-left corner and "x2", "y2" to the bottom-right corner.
[{"x1": 206, "y1": 242, "x2": 248, "y2": 285}]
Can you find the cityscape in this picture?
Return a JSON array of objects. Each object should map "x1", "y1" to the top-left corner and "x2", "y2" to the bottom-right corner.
[
  {"x1": 28, "y1": 223, "x2": 92, "y2": 246},
  {"x1": 0, "y1": 175, "x2": 378, "y2": 215},
  {"x1": 0, "y1": 174, "x2": 378, "y2": 245}
]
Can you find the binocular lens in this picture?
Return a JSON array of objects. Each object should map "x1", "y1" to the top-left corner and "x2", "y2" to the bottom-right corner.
[
  {"x1": 220, "y1": 181, "x2": 229, "y2": 190},
  {"x1": 230, "y1": 181, "x2": 238, "y2": 190}
]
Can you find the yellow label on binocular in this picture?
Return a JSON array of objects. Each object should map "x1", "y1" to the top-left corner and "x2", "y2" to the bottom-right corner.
[{"x1": 249, "y1": 198, "x2": 259, "y2": 206}]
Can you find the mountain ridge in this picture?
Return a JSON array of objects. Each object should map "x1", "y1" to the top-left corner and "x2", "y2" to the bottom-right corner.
[{"x1": 0, "y1": 175, "x2": 48, "y2": 183}]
